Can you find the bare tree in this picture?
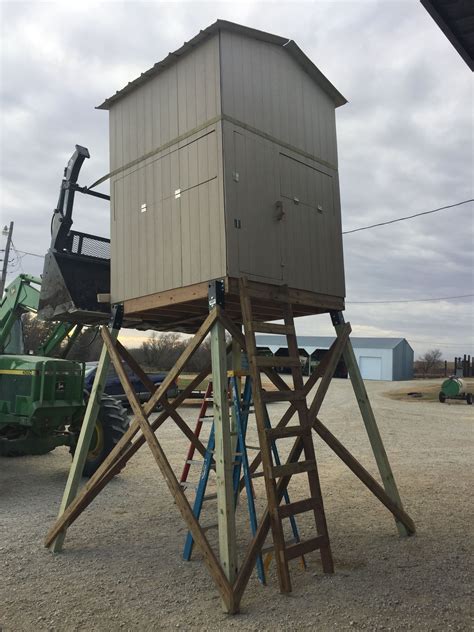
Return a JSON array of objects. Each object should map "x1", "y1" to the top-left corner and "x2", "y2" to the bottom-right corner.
[
  {"x1": 417, "y1": 348, "x2": 443, "y2": 376},
  {"x1": 141, "y1": 332, "x2": 185, "y2": 369},
  {"x1": 140, "y1": 332, "x2": 212, "y2": 371}
]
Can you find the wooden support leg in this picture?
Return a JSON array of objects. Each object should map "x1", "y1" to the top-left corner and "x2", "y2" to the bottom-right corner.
[
  {"x1": 332, "y1": 311, "x2": 412, "y2": 537},
  {"x1": 50, "y1": 309, "x2": 122, "y2": 552},
  {"x1": 210, "y1": 317, "x2": 238, "y2": 587}
]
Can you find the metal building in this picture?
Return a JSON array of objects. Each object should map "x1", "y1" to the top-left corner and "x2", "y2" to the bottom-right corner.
[
  {"x1": 256, "y1": 335, "x2": 414, "y2": 381},
  {"x1": 98, "y1": 20, "x2": 347, "y2": 320}
]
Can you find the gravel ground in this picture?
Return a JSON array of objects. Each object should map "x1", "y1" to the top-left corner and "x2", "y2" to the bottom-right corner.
[{"x1": 1, "y1": 378, "x2": 472, "y2": 631}]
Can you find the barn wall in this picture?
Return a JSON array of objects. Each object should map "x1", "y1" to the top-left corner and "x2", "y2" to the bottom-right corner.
[{"x1": 392, "y1": 341, "x2": 414, "y2": 380}]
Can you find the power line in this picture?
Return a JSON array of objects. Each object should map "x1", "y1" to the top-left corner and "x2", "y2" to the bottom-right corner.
[
  {"x1": 15, "y1": 199, "x2": 474, "y2": 256},
  {"x1": 15, "y1": 249, "x2": 44, "y2": 258},
  {"x1": 342, "y1": 199, "x2": 473, "y2": 235},
  {"x1": 10, "y1": 241, "x2": 25, "y2": 273},
  {"x1": 347, "y1": 294, "x2": 474, "y2": 304}
]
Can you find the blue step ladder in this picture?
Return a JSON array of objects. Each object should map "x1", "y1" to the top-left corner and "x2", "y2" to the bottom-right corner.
[{"x1": 182, "y1": 374, "x2": 303, "y2": 584}]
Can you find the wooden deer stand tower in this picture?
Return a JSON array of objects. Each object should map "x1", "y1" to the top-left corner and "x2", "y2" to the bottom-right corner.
[{"x1": 44, "y1": 21, "x2": 415, "y2": 614}]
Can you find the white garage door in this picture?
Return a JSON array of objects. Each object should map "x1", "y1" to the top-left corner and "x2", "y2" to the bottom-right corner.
[{"x1": 359, "y1": 356, "x2": 382, "y2": 380}]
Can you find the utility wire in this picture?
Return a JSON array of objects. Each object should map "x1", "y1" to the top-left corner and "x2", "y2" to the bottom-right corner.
[
  {"x1": 15, "y1": 249, "x2": 44, "y2": 258},
  {"x1": 342, "y1": 199, "x2": 473, "y2": 235},
  {"x1": 15, "y1": 199, "x2": 473, "y2": 257},
  {"x1": 347, "y1": 294, "x2": 474, "y2": 304}
]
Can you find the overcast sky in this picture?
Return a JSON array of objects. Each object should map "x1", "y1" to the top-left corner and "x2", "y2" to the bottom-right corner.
[{"x1": 1, "y1": 0, "x2": 472, "y2": 358}]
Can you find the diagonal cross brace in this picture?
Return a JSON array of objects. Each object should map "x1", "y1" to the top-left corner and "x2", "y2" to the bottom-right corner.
[
  {"x1": 45, "y1": 309, "x2": 218, "y2": 549},
  {"x1": 100, "y1": 327, "x2": 236, "y2": 613},
  {"x1": 45, "y1": 369, "x2": 210, "y2": 546}
]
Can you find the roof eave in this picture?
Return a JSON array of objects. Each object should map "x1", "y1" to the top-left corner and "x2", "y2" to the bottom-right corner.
[
  {"x1": 97, "y1": 19, "x2": 347, "y2": 111},
  {"x1": 420, "y1": 0, "x2": 474, "y2": 71}
]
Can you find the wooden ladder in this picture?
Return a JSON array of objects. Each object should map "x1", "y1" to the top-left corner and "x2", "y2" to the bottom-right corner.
[{"x1": 239, "y1": 278, "x2": 334, "y2": 593}]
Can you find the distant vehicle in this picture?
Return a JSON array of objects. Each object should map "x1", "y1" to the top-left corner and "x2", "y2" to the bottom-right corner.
[{"x1": 84, "y1": 362, "x2": 179, "y2": 404}]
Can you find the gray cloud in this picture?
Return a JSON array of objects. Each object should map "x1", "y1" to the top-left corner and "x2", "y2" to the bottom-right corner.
[{"x1": 1, "y1": 1, "x2": 472, "y2": 358}]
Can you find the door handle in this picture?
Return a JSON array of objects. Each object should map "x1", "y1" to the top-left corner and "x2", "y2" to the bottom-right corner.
[{"x1": 275, "y1": 200, "x2": 285, "y2": 221}]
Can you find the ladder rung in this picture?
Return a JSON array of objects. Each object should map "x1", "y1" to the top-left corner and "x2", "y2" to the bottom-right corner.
[
  {"x1": 252, "y1": 322, "x2": 294, "y2": 335},
  {"x1": 261, "y1": 389, "x2": 306, "y2": 403},
  {"x1": 278, "y1": 497, "x2": 319, "y2": 519},
  {"x1": 250, "y1": 471, "x2": 265, "y2": 479},
  {"x1": 261, "y1": 537, "x2": 298, "y2": 556},
  {"x1": 271, "y1": 459, "x2": 316, "y2": 478},
  {"x1": 201, "y1": 523, "x2": 218, "y2": 533},
  {"x1": 266, "y1": 425, "x2": 310, "y2": 439},
  {"x1": 285, "y1": 536, "x2": 326, "y2": 561},
  {"x1": 245, "y1": 445, "x2": 261, "y2": 451},
  {"x1": 255, "y1": 356, "x2": 302, "y2": 368},
  {"x1": 203, "y1": 493, "x2": 218, "y2": 501},
  {"x1": 190, "y1": 460, "x2": 215, "y2": 469}
]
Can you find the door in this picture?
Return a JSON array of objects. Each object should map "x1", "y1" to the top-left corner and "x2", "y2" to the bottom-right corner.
[
  {"x1": 359, "y1": 356, "x2": 382, "y2": 380},
  {"x1": 233, "y1": 131, "x2": 283, "y2": 281},
  {"x1": 279, "y1": 153, "x2": 335, "y2": 291}
]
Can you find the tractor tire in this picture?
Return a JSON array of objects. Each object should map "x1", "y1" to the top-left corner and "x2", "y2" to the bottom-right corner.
[
  {"x1": 71, "y1": 394, "x2": 130, "y2": 478},
  {"x1": 438, "y1": 391, "x2": 446, "y2": 403},
  {"x1": 467, "y1": 393, "x2": 473, "y2": 405}
]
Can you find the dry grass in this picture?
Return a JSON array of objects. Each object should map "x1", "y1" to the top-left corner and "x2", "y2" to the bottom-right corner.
[{"x1": 386, "y1": 379, "x2": 474, "y2": 403}]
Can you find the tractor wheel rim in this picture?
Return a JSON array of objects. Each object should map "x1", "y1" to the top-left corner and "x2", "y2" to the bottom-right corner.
[{"x1": 87, "y1": 422, "x2": 104, "y2": 461}]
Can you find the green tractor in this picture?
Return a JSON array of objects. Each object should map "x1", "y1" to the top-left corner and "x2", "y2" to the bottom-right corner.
[
  {"x1": 0, "y1": 147, "x2": 129, "y2": 476},
  {"x1": 0, "y1": 274, "x2": 128, "y2": 476}
]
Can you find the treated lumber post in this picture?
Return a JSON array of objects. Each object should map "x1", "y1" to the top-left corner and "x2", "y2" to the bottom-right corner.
[
  {"x1": 50, "y1": 307, "x2": 122, "y2": 552},
  {"x1": 210, "y1": 316, "x2": 238, "y2": 588},
  {"x1": 332, "y1": 311, "x2": 411, "y2": 537}
]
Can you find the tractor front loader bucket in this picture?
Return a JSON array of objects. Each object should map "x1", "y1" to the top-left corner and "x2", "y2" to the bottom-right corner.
[{"x1": 38, "y1": 234, "x2": 111, "y2": 325}]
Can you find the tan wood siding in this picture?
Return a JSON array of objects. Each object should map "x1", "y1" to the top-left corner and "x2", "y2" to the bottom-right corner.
[
  {"x1": 109, "y1": 34, "x2": 221, "y2": 173},
  {"x1": 108, "y1": 26, "x2": 344, "y2": 306},
  {"x1": 222, "y1": 121, "x2": 345, "y2": 297},
  {"x1": 219, "y1": 30, "x2": 339, "y2": 168},
  {"x1": 279, "y1": 153, "x2": 345, "y2": 296},
  {"x1": 111, "y1": 124, "x2": 225, "y2": 302}
]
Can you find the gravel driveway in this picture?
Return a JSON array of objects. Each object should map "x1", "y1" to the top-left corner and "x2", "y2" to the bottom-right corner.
[{"x1": 1, "y1": 378, "x2": 472, "y2": 631}]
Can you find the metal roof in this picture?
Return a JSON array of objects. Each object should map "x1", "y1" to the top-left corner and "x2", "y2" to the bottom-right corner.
[
  {"x1": 421, "y1": 0, "x2": 474, "y2": 71},
  {"x1": 97, "y1": 19, "x2": 347, "y2": 110},
  {"x1": 256, "y1": 335, "x2": 411, "y2": 354}
]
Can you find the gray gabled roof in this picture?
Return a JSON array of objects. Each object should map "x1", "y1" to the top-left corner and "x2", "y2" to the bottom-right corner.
[
  {"x1": 256, "y1": 335, "x2": 411, "y2": 354},
  {"x1": 97, "y1": 19, "x2": 347, "y2": 110}
]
